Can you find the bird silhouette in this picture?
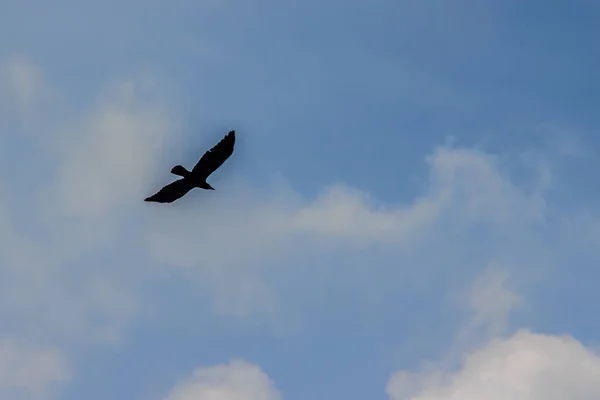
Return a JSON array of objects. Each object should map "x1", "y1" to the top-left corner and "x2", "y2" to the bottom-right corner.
[{"x1": 144, "y1": 130, "x2": 236, "y2": 203}]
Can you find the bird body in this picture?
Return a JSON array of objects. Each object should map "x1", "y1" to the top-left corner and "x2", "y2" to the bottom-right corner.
[
  {"x1": 144, "y1": 130, "x2": 235, "y2": 203},
  {"x1": 169, "y1": 165, "x2": 214, "y2": 189}
]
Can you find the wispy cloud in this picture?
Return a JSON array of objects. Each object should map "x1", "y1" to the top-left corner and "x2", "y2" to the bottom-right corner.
[{"x1": 0, "y1": 338, "x2": 70, "y2": 400}]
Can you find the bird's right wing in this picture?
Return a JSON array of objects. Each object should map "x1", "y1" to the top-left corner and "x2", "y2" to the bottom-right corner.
[
  {"x1": 191, "y1": 130, "x2": 235, "y2": 178},
  {"x1": 144, "y1": 179, "x2": 194, "y2": 203}
]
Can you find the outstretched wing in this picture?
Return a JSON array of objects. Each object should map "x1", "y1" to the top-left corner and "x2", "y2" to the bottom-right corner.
[
  {"x1": 144, "y1": 179, "x2": 194, "y2": 203},
  {"x1": 191, "y1": 130, "x2": 235, "y2": 179}
]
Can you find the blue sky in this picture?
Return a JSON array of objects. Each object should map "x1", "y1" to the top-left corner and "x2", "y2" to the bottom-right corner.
[{"x1": 1, "y1": 1, "x2": 600, "y2": 399}]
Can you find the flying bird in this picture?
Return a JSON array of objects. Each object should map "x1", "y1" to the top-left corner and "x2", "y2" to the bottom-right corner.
[{"x1": 144, "y1": 130, "x2": 236, "y2": 203}]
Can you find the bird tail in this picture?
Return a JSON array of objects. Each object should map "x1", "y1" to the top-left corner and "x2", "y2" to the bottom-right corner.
[{"x1": 171, "y1": 165, "x2": 190, "y2": 177}]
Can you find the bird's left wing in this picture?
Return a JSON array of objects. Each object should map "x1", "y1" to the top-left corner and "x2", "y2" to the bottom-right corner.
[{"x1": 144, "y1": 179, "x2": 194, "y2": 203}]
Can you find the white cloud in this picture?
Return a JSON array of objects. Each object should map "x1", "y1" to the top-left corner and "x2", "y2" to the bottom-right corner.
[
  {"x1": 0, "y1": 58, "x2": 173, "y2": 345},
  {"x1": 284, "y1": 184, "x2": 445, "y2": 245},
  {"x1": 387, "y1": 330, "x2": 600, "y2": 400},
  {"x1": 163, "y1": 360, "x2": 281, "y2": 400},
  {"x1": 386, "y1": 265, "x2": 600, "y2": 400},
  {"x1": 47, "y1": 79, "x2": 178, "y2": 220}
]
